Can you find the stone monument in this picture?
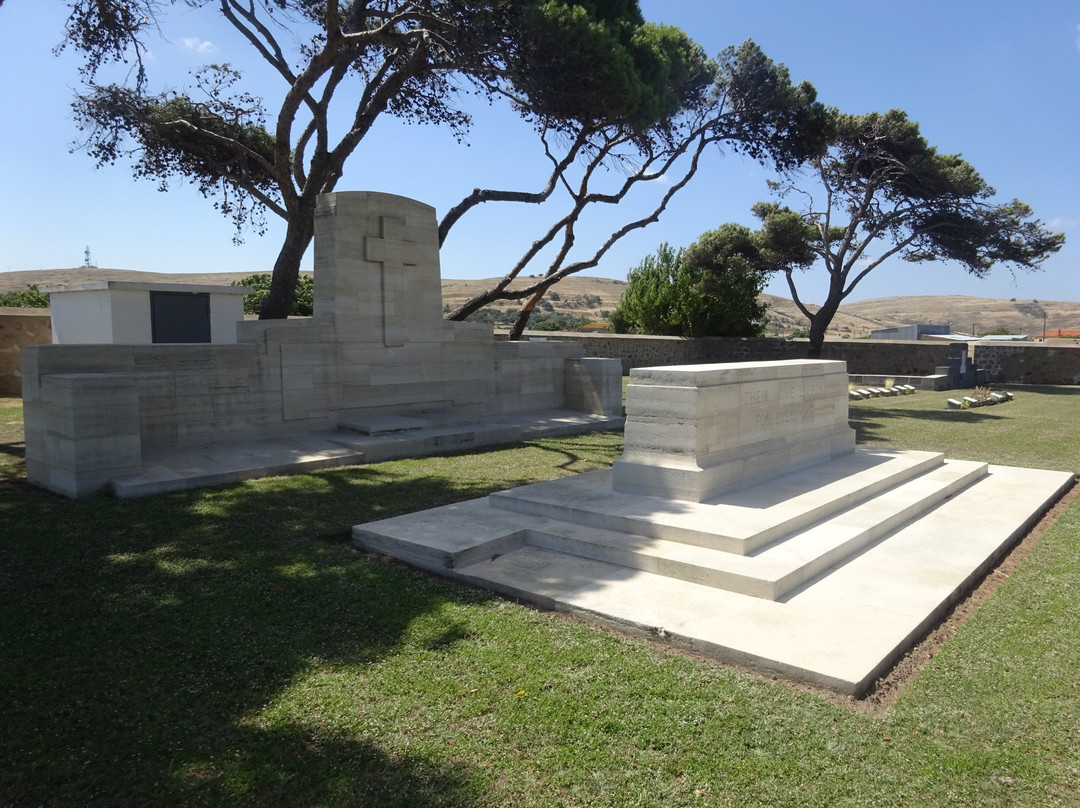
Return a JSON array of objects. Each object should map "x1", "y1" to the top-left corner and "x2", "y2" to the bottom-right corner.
[
  {"x1": 612, "y1": 360, "x2": 854, "y2": 501},
  {"x1": 21, "y1": 191, "x2": 623, "y2": 497},
  {"x1": 353, "y1": 358, "x2": 1073, "y2": 696}
]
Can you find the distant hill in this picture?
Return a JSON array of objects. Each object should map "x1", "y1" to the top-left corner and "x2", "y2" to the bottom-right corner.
[
  {"x1": 839, "y1": 295, "x2": 1078, "y2": 339},
  {"x1": 0, "y1": 268, "x2": 268, "y2": 291},
  {"x1": 3, "y1": 268, "x2": 1079, "y2": 339},
  {"x1": 759, "y1": 294, "x2": 1080, "y2": 341}
]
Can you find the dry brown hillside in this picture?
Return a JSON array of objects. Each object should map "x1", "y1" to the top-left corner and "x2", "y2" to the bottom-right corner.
[
  {"x1": 4, "y1": 269, "x2": 1079, "y2": 338},
  {"x1": 0, "y1": 268, "x2": 267, "y2": 290},
  {"x1": 760, "y1": 295, "x2": 1080, "y2": 340},
  {"x1": 440, "y1": 275, "x2": 628, "y2": 326},
  {"x1": 841, "y1": 295, "x2": 1079, "y2": 338}
]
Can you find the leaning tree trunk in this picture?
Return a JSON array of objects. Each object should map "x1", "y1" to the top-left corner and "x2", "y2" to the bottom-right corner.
[
  {"x1": 507, "y1": 288, "x2": 549, "y2": 340},
  {"x1": 805, "y1": 306, "x2": 836, "y2": 359},
  {"x1": 259, "y1": 205, "x2": 317, "y2": 320}
]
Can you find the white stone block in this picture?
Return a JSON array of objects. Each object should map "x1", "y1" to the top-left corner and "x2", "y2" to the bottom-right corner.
[{"x1": 613, "y1": 360, "x2": 855, "y2": 502}]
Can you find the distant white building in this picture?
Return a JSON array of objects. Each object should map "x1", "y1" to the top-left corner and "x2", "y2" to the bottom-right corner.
[
  {"x1": 42, "y1": 280, "x2": 250, "y2": 345},
  {"x1": 869, "y1": 324, "x2": 952, "y2": 341}
]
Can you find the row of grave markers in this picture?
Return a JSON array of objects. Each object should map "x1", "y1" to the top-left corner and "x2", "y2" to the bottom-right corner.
[
  {"x1": 947, "y1": 392, "x2": 1014, "y2": 409},
  {"x1": 848, "y1": 385, "x2": 918, "y2": 401}
]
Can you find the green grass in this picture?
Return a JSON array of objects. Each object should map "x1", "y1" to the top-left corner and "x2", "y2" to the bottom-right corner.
[
  {"x1": 850, "y1": 385, "x2": 1080, "y2": 472},
  {"x1": 2, "y1": 389, "x2": 1079, "y2": 806},
  {"x1": 0, "y1": 397, "x2": 24, "y2": 484}
]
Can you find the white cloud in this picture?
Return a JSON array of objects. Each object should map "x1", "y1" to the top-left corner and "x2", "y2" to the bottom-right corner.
[
  {"x1": 181, "y1": 37, "x2": 216, "y2": 55},
  {"x1": 1047, "y1": 216, "x2": 1079, "y2": 230}
]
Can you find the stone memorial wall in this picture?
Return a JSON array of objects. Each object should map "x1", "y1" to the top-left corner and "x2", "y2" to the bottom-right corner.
[
  {"x1": 974, "y1": 342, "x2": 1080, "y2": 385},
  {"x1": 21, "y1": 191, "x2": 621, "y2": 497}
]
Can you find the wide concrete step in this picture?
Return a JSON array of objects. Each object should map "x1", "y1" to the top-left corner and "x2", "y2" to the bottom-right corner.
[
  {"x1": 112, "y1": 436, "x2": 368, "y2": 498},
  {"x1": 489, "y1": 448, "x2": 945, "y2": 555},
  {"x1": 486, "y1": 459, "x2": 988, "y2": 601},
  {"x1": 355, "y1": 461, "x2": 1073, "y2": 696},
  {"x1": 330, "y1": 409, "x2": 625, "y2": 464},
  {"x1": 330, "y1": 423, "x2": 522, "y2": 463}
]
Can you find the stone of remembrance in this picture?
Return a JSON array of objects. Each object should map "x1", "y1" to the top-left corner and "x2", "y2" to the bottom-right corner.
[{"x1": 354, "y1": 359, "x2": 1072, "y2": 695}]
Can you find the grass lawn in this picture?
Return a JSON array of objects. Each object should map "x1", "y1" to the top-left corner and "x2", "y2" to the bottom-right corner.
[{"x1": 2, "y1": 388, "x2": 1079, "y2": 806}]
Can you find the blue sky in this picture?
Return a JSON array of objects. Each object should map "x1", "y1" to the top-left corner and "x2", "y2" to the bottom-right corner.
[{"x1": 0, "y1": 1, "x2": 1077, "y2": 305}]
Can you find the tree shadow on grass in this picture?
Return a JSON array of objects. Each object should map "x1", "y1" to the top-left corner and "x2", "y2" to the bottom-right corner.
[
  {"x1": 0, "y1": 465, "x2": 512, "y2": 807},
  {"x1": 0, "y1": 423, "x2": 25, "y2": 485},
  {"x1": 524, "y1": 433, "x2": 624, "y2": 474},
  {"x1": 169, "y1": 726, "x2": 484, "y2": 806},
  {"x1": 1000, "y1": 384, "x2": 1080, "y2": 397},
  {"x1": 0, "y1": 439, "x2": 24, "y2": 460},
  {"x1": 0, "y1": 441, "x2": 25, "y2": 485},
  {"x1": 850, "y1": 405, "x2": 1006, "y2": 443}
]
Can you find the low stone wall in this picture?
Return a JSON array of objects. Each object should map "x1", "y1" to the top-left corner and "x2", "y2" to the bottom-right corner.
[
  {"x1": 22, "y1": 192, "x2": 628, "y2": 498},
  {"x1": 975, "y1": 342, "x2": 1080, "y2": 385},
  {"x1": 848, "y1": 373, "x2": 951, "y2": 391},
  {"x1": 520, "y1": 332, "x2": 957, "y2": 377},
  {"x1": 21, "y1": 332, "x2": 608, "y2": 497},
  {"x1": 0, "y1": 309, "x2": 51, "y2": 396}
]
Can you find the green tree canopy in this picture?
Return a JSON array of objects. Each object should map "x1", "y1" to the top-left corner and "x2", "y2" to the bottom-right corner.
[
  {"x1": 231, "y1": 274, "x2": 313, "y2": 317},
  {"x1": 447, "y1": 40, "x2": 831, "y2": 339},
  {"x1": 65, "y1": 0, "x2": 718, "y2": 319},
  {"x1": 760, "y1": 109, "x2": 1064, "y2": 357},
  {"x1": 611, "y1": 230, "x2": 770, "y2": 338}
]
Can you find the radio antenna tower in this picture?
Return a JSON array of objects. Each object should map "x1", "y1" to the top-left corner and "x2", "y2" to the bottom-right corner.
[{"x1": 82, "y1": 246, "x2": 97, "y2": 268}]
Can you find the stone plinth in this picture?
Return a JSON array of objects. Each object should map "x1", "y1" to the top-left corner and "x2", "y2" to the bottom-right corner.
[
  {"x1": 24, "y1": 372, "x2": 142, "y2": 496},
  {"x1": 612, "y1": 360, "x2": 855, "y2": 502}
]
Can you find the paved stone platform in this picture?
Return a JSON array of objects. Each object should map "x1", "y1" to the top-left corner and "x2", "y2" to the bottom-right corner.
[
  {"x1": 110, "y1": 408, "x2": 624, "y2": 498},
  {"x1": 347, "y1": 360, "x2": 1073, "y2": 695},
  {"x1": 353, "y1": 449, "x2": 1073, "y2": 696}
]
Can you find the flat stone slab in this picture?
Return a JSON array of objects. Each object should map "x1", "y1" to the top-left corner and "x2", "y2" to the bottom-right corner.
[
  {"x1": 339, "y1": 415, "x2": 429, "y2": 435},
  {"x1": 353, "y1": 454, "x2": 1073, "y2": 695},
  {"x1": 108, "y1": 408, "x2": 624, "y2": 498},
  {"x1": 490, "y1": 448, "x2": 946, "y2": 555}
]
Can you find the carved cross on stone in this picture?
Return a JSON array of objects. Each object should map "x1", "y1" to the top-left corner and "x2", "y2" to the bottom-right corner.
[
  {"x1": 311, "y1": 192, "x2": 444, "y2": 343},
  {"x1": 364, "y1": 215, "x2": 430, "y2": 347}
]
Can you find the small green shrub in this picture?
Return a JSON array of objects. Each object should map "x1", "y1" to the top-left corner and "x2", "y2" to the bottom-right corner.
[{"x1": 0, "y1": 284, "x2": 49, "y2": 308}]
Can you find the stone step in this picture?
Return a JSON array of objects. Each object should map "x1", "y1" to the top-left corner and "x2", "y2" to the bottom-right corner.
[
  {"x1": 489, "y1": 448, "x2": 945, "y2": 555},
  {"x1": 355, "y1": 462, "x2": 1073, "y2": 696},
  {"x1": 112, "y1": 437, "x2": 367, "y2": 498},
  {"x1": 339, "y1": 414, "x2": 428, "y2": 435},
  {"x1": 329, "y1": 423, "x2": 523, "y2": 463},
  {"x1": 330, "y1": 410, "x2": 625, "y2": 464},
  {"x1": 504, "y1": 459, "x2": 987, "y2": 601}
]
